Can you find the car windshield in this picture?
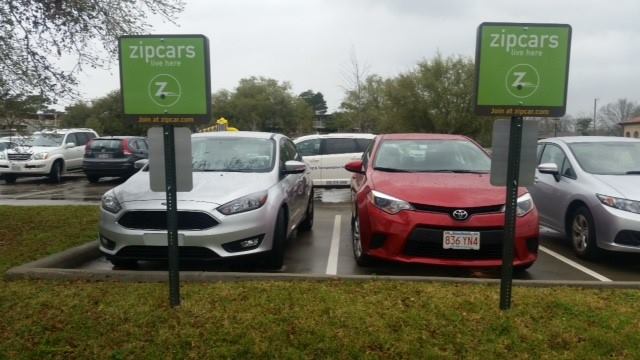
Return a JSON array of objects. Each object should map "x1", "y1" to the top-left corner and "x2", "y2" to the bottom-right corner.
[
  {"x1": 373, "y1": 139, "x2": 490, "y2": 173},
  {"x1": 26, "y1": 133, "x2": 64, "y2": 147},
  {"x1": 191, "y1": 137, "x2": 275, "y2": 172},
  {"x1": 569, "y1": 141, "x2": 640, "y2": 175}
]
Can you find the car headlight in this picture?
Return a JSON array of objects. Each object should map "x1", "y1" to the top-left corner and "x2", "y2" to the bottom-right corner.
[
  {"x1": 32, "y1": 152, "x2": 48, "y2": 160},
  {"x1": 369, "y1": 190, "x2": 414, "y2": 214},
  {"x1": 217, "y1": 191, "x2": 268, "y2": 215},
  {"x1": 101, "y1": 190, "x2": 122, "y2": 214},
  {"x1": 597, "y1": 194, "x2": 640, "y2": 214},
  {"x1": 500, "y1": 193, "x2": 535, "y2": 217},
  {"x1": 0, "y1": 152, "x2": 5, "y2": 160}
]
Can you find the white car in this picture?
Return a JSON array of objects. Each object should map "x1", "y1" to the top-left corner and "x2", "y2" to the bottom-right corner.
[
  {"x1": 0, "y1": 128, "x2": 98, "y2": 183},
  {"x1": 99, "y1": 131, "x2": 314, "y2": 269},
  {"x1": 294, "y1": 133, "x2": 374, "y2": 187}
]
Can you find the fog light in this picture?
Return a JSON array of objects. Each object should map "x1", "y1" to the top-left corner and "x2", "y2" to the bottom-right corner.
[
  {"x1": 240, "y1": 238, "x2": 260, "y2": 248},
  {"x1": 100, "y1": 234, "x2": 116, "y2": 250},
  {"x1": 222, "y1": 235, "x2": 264, "y2": 253}
]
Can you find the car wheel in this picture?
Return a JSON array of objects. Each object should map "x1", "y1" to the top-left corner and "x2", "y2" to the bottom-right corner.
[
  {"x1": 3, "y1": 174, "x2": 17, "y2": 184},
  {"x1": 86, "y1": 175, "x2": 100, "y2": 183},
  {"x1": 570, "y1": 206, "x2": 600, "y2": 260},
  {"x1": 109, "y1": 258, "x2": 137, "y2": 269},
  {"x1": 265, "y1": 208, "x2": 287, "y2": 270},
  {"x1": 352, "y1": 211, "x2": 372, "y2": 266},
  {"x1": 49, "y1": 161, "x2": 62, "y2": 183},
  {"x1": 298, "y1": 189, "x2": 314, "y2": 232}
]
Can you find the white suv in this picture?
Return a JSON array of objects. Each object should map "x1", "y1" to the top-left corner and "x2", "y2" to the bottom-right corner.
[
  {"x1": 0, "y1": 128, "x2": 98, "y2": 183},
  {"x1": 294, "y1": 133, "x2": 374, "y2": 187}
]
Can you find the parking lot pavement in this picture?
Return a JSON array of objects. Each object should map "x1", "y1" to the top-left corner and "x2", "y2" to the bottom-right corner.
[{"x1": 2, "y1": 179, "x2": 639, "y2": 282}]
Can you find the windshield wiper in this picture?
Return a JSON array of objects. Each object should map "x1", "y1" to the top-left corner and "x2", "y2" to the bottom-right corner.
[
  {"x1": 625, "y1": 171, "x2": 640, "y2": 175},
  {"x1": 373, "y1": 167, "x2": 413, "y2": 173}
]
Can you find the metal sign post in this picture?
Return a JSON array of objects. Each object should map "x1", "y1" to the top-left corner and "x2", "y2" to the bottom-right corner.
[
  {"x1": 499, "y1": 116, "x2": 523, "y2": 310},
  {"x1": 163, "y1": 125, "x2": 180, "y2": 307}
]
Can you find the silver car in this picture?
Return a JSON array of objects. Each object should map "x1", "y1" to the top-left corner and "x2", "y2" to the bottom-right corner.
[
  {"x1": 99, "y1": 131, "x2": 314, "y2": 269},
  {"x1": 528, "y1": 136, "x2": 640, "y2": 259}
]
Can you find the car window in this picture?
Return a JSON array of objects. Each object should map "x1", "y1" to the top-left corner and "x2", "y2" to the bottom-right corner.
[
  {"x1": 65, "y1": 133, "x2": 78, "y2": 145},
  {"x1": 355, "y1": 138, "x2": 372, "y2": 152},
  {"x1": 323, "y1": 138, "x2": 359, "y2": 155},
  {"x1": 75, "y1": 132, "x2": 88, "y2": 146},
  {"x1": 89, "y1": 139, "x2": 122, "y2": 150},
  {"x1": 569, "y1": 141, "x2": 640, "y2": 175},
  {"x1": 138, "y1": 139, "x2": 149, "y2": 150},
  {"x1": 362, "y1": 138, "x2": 375, "y2": 169},
  {"x1": 280, "y1": 138, "x2": 298, "y2": 165},
  {"x1": 128, "y1": 139, "x2": 138, "y2": 150},
  {"x1": 536, "y1": 143, "x2": 545, "y2": 163},
  {"x1": 539, "y1": 144, "x2": 565, "y2": 171},
  {"x1": 296, "y1": 138, "x2": 321, "y2": 157},
  {"x1": 561, "y1": 157, "x2": 576, "y2": 179},
  {"x1": 87, "y1": 132, "x2": 97, "y2": 141},
  {"x1": 191, "y1": 137, "x2": 275, "y2": 172}
]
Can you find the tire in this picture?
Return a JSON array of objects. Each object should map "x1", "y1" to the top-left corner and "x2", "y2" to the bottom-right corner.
[
  {"x1": 49, "y1": 161, "x2": 63, "y2": 183},
  {"x1": 298, "y1": 190, "x2": 314, "y2": 232},
  {"x1": 109, "y1": 258, "x2": 137, "y2": 269},
  {"x1": 86, "y1": 174, "x2": 101, "y2": 183},
  {"x1": 569, "y1": 206, "x2": 600, "y2": 260},
  {"x1": 3, "y1": 174, "x2": 17, "y2": 184},
  {"x1": 352, "y1": 211, "x2": 372, "y2": 266},
  {"x1": 265, "y1": 209, "x2": 287, "y2": 270}
]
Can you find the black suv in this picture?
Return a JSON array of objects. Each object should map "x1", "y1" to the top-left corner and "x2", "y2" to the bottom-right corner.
[{"x1": 83, "y1": 136, "x2": 148, "y2": 183}]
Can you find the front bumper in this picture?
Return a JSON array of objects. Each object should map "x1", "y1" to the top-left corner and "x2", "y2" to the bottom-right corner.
[
  {"x1": 593, "y1": 204, "x2": 640, "y2": 253},
  {"x1": 0, "y1": 159, "x2": 52, "y2": 175},
  {"x1": 83, "y1": 160, "x2": 136, "y2": 177},
  {"x1": 99, "y1": 199, "x2": 278, "y2": 261},
  {"x1": 358, "y1": 203, "x2": 539, "y2": 268}
]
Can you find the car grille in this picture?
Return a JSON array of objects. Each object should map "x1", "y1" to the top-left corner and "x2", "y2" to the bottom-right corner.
[
  {"x1": 8, "y1": 153, "x2": 31, "y2": 161},
  {"x1": 115, "y1": 246, "x2": 220, "y2": 260},
  {"x1": 117, "y1": 211, "x2": 218, "y2": 230},
  {"x1": 409, "y1": 203, "x2": 503, "y2": 220},
  {"x1": 404, "y1": 227, "x2": 504, "y2": 260}
]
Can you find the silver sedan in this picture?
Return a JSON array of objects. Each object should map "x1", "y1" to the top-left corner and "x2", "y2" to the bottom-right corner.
[
  {"x1": 528, "y1": 136, "x2": 640, "y2": 259},
  {"x1": 99, "y1": 131, "x2": 314, "y2": 269}
]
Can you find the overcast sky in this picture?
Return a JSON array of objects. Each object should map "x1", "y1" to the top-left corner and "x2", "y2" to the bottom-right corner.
[{"x1": 68, "y1": 0, "x2": 640, "y2": 117}]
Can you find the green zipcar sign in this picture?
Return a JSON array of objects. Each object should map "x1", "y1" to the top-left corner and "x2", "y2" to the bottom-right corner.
[
  {"x1": 119, "y1": 35, "x2": 211, "y2": 124},
  {"x1": 474, "y1": 23, "x2": 571, "y2": 117}
]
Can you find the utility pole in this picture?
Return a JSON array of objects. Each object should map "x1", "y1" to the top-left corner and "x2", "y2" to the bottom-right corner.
[{"x1": 593, "y1": 98, "x2": 598, "y2": 135}]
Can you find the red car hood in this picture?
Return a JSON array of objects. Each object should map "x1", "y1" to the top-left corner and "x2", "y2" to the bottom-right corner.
[{"x1": 370, "y1": 171, "x2": 527, "y2": 207}]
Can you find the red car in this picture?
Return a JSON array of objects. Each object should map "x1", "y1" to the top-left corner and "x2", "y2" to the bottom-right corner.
[{"x1": 345, "y1": 133, "x2": 539, "y2": 269}]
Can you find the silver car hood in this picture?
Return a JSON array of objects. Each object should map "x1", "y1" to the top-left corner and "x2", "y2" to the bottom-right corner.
[
  {"x1": 7, "y1": 146, "x2": 52, "y2": 154},
  {"x1": 115, "y1": 170, "x2": 276, "y2": 206},
  {"x1": 593, "y1": 175, "x2": 640, "y2": 200}
]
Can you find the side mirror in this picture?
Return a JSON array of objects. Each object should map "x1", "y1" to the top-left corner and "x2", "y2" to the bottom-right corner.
[
  {"x1": 283, "y1": 160, "x2": 306, "y2": 174},
  {"x1": 134, "y1": 159, "x2": 149, "y2": 170},
  {"x1": 345, "y1": 160, "x2": 364, "y2": 174},
  {"x1": 538, "y1": 162, "x2": 559, "y2": 175},
  {"x1": 64, "y1": 143, "x2": 75, "y2": 149}
]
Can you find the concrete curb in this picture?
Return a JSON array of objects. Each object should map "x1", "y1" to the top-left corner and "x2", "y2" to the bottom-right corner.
[{"x1": 6, "y1": 241, "x2": 640, "y2": 289}]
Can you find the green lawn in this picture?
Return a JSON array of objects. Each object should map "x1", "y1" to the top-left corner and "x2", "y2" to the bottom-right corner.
[{"x1": 1, "y1": 206, "x2": 639, "y2": 359}]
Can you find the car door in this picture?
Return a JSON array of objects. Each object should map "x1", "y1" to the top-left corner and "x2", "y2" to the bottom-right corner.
[
  {"x1": 320, "y1": 137, "x2": 361, "y2": 186},
  {"x1": 279, "y1": 138, "x2": 305, "y2": 228},
  {"x1": 63, "y1": 133, "x2": 81, "y2": 169},
  {"x1": 295, "y1": 138, "x2": 322, "y2": 184},
  {"x1": 529, "y1": 142, "x2": 576, "y2": 230}
]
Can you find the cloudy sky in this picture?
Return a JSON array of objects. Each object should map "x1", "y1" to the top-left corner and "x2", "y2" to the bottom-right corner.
[{"x1": 69, "y1": 0, "x2": 640, "y2": 117}]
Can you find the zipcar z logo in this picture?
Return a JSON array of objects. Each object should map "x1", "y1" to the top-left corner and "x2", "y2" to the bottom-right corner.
[
  {"x1": 147, "y1": 74, "x2": 182, "y2": 107},
  {"x1": 452, "y1": 209, "x2": 469, "y2": 220}
]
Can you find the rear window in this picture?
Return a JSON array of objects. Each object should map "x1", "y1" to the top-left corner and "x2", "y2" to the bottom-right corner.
[
  {"x1": 89, "y1": 139, "x2": 122, "y2": 150},
  {"x1": 323, "y1": 138, "x2": 359, "y2": 155}
]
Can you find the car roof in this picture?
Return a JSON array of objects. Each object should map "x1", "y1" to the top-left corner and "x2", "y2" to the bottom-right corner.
[
  {"x1": 192, "y1": 131, "x2": 278, "y2": 140},
  {"x1": 294, "y1": 133, "x2": 375, "y2": 142},
  {"x1": 93, "y1": 136, "x2": 143, "y2": 140},
  {"x1": 542, "y1": 136, "x2": 640, "y2": 144},
  {"x1": 35, "y1": 128, "x2": 97, "y2": 135},
  {"x1": 378, "y1": 133, "x2": 471, "y2": 141}
]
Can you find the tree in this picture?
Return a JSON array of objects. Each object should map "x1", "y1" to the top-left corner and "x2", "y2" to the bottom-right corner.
[
  {"x1": 340, "y1": 51, "x2": 370, "y2": 131},
  {"x1": 211, "y1": 77, "x2": 313, "y2": 136},
  {"x1": 575, "y1": 117, "x2": 593, "y2": 135},
  {"x1": 598, "y1": 98, "x2": 637, "y2": 135},
  {"x1": 0, "y1": 94, "x2": 51, "y2": 134},
  {"x1": 299, "y1": 90, "x2": 328, "y2": 115},
  {"x1": 0, "y1": 0, "x2": 184, "y2": 99}
]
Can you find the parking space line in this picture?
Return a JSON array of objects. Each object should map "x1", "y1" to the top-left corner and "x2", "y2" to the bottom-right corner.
[
  {"x1": 539, "y1": 246, "x2": 612, "y2": 282},
  {"x1": 325, "y1": 215, "x2": 341, "y2": 275},
  {"x1": 14, "y1": 189, "x2": 62, "y2": 199}
]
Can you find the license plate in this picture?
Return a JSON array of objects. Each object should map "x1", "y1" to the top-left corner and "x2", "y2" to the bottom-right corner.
[
  {"x1": 97, "y1": 153, "x2": 112, "y2": 159},
  {"x1": 143, "y1": 233, "x2": 185, "y2": 246},
  {"x1": 326, "y1": 180, "x2": 347, "y2": 185},
  {"x1": 443, "y1": 231, "x2": 480, "y2": 250},
  {"x1": 10, "y1": 163, "x2": 21, "y2": 171}
]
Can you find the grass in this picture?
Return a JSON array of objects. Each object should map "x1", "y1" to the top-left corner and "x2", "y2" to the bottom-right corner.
[{"x1": 2, "y1": 206, "x2": 640, "y2": 359}]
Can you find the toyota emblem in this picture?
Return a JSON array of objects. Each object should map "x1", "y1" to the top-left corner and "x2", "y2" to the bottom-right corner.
[{"x1": 452, "y1": 209, "x2": 469, "y2": 220}]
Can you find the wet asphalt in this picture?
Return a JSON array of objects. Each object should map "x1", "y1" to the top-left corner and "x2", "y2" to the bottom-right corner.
[{"x1": 2, "y1": 172, "x2": 640, "y2": 282}]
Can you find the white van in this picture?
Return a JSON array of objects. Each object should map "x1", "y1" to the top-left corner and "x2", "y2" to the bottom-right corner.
[{"x1": 294, "y1": 133, "x2": 375, "y2": 187}]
